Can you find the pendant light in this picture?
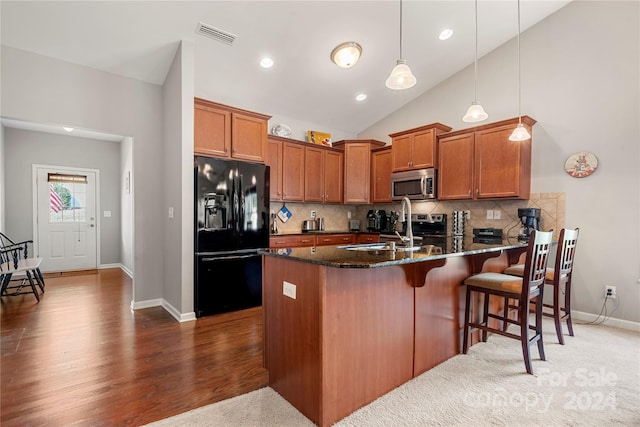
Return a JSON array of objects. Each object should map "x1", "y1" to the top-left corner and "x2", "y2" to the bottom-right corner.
[
  {"x1": 385, "y1": 0, "x2": 416, "y2": 90},
  {"x1": 509, "y1": 0, "x2": 531, "y2": 141},
  {"x1": 463, "y1": 0, "x2": 488, "y2": 123}
]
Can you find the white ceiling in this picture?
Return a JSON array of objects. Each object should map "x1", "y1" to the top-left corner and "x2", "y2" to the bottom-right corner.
[{"x1": 1, "y1": 1, "x2": 571, "y2": 135}]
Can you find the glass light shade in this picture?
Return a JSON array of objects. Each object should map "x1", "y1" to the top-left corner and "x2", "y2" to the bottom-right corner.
[
  {"x1": 509, "y1": 123, "x2": 531, "y2": 141},
  {"x1": 385, "y1": 59, "x2": 417, "y2": 90},
  {"x1": 331, "y1": 42, "x2": 362, "y2": 68},
  {"x1": 462, "y1": 102, "x2": 488, "y2": 122}
]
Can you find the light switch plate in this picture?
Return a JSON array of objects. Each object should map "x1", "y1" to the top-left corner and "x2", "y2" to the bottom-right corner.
[
  {"x1": 103, "y1": 210, "x2": 112, "y2": 218},
  {"x1": 168, "y1": 207, "x2": 174, "y2": 219},
  {"x1": 283, "y1": 281, "x2": 296, "y2": 299},
  {"x1": 493, "y1": 210, "x2": 501, "y2": 219}
]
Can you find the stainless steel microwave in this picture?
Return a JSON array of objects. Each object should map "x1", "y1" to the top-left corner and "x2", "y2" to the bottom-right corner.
[{"x1": 391, "y1": 168, "x2": 436, "y2": 201}]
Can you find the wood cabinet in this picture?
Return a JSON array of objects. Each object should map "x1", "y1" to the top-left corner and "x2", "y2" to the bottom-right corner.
[
  {"x1": 371, "y1": 147, "x2": 392, "y2": 203},
  {"x1": 281, "y1": 141, "x2": 306, "y2": 202},
  {"x1": 356, "y1": 234, "x2": 380, "y2": 244},
  {"x1": 389, "y1": 123, "x2": 452, "y2": 172},
  {"x1": 269, "y1": 235, "x2": 315, "y2": 248},
  {"x1": 333, "y1": 139, "x2": 385, "y2": 204},
  {"x1": 194, "y1": 98, "x2": 270, "y2": 163},
  {"x1": 316, "y1": 234, "x2": 355, "y2": 246},
  {"x1": 304, "y1": 146, "x2": 344, "y2": 203},
  {"x1": 437, "y1": 116, "x2": 535, "y2": 201},
  {"x1": 267, "y1": 137, "x2": 283, "y2": 200}
]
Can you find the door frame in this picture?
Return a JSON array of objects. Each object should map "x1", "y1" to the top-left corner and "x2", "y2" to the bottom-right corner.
[{"x1": 31, "y1": 164, "x2": 101, "y2": 270}]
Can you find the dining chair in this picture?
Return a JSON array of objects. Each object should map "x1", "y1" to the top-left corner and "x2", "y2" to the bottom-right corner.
[
  {"x1": 462, "y1": 229, "x2": 554, "y2": 375},
  {"x1": 0, "y1": 233, "x2": 45, "y2": 301},
  {"x1": 503, "y1": 228, "x2": 579, "y2": 344}
]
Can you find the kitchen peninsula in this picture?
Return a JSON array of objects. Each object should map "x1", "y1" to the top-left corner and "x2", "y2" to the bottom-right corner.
[{"x1": 260, "y1": 238, "x2": 527, "y2": 426}]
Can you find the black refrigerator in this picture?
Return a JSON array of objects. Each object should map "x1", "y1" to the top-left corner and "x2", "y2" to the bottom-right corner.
[{"x1": 194, "y1": 156, "x2": 270, "y2": 318}]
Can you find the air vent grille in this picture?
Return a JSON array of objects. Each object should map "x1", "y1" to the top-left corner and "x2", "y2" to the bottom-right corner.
[{"x1": 196, "y1": 22, "x2": 236, "y2": 45}]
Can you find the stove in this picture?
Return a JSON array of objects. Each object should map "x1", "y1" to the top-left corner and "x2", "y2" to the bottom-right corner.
[{"x1": 379, "y1": 213, "x2": 448, "y2": 253}]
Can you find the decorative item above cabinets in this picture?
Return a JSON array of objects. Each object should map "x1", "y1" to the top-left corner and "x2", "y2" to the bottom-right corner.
[
  {"x1": 389, "y1": 123, "x2": 452, "y2": 172},
  {"x1": 194, "y1": 97, "x2": 271, "y2": 163}
]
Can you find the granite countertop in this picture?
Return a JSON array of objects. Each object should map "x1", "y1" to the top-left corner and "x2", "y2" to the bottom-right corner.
[{"x1": 259, "y1": 236, "x2": 527, "y2": 268}]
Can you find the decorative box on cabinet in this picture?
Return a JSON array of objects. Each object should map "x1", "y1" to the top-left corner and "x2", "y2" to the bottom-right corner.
[
  {"x1": 333, "y1": 139, "x2": 385, "y2": 204},
  {"x1": 371, "y1": 147, "x2": 392, "y2": 203},
  {"x1": 194, "y1": 98, "x2": 270, "y2": 163},
  {"x1": 389, "y1": 123, "x2": 451, "y2": 172},
  {"x1": 437, "y1": 116, "x2": 535, "y2": 201}
]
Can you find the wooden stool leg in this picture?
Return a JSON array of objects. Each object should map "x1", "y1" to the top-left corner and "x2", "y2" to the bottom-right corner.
[
  {"x1": 462, "y1": 287, "x2": 472, "y2": 354},
  {"x1": 552, "y1": 282, "x2": 564, "y2": 345},
  {"x1": 565, "y1": 281, "x2": 574, "y2": 337},
  {"x1": 535, "y1": 290, "x2": 545, "y2": 361},
  {"x1": 481, "y1": 292, "x2": 489, "y2": 342},
  {"x1": 502, "y1": 297, "x2": 510, "y2": 331},
  {"x1": 520, "y1": 301, "x2": 533, "y2": 375}
]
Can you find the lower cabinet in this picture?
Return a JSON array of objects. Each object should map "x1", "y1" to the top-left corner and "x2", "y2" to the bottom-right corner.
[
  {"x1": 316, "y1": 234, "x2": 355, "y2": 246},
  {"x1": 356, "y1": 234, "x2": 380, "y2": 244},
  {"x1": 269, "y1": 235, "x2": 316, "y2": 248}
]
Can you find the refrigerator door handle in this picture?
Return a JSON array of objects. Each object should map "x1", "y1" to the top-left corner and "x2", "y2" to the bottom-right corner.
[{"x1": 201, "y1": 253, "x2": 260, "y2": 262}]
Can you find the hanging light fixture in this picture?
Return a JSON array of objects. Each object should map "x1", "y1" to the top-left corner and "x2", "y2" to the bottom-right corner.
[
  {"x1": 463, "y1": 0, "x2": 488, "y2": 123},
  {"x1": 509, "y1": 0, "x2": 531, "y2": 141},
  {"x1": 331, "y1": 42, "x2": 362, "y2": 69},
  {"x1": 385, "y1": 0, "x2": 416, "y2": 90}
]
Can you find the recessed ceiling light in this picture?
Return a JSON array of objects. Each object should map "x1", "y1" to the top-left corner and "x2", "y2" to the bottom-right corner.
[
  {"x1": 439, "y1": 29, "x2": 453, "y2": 40},
  {"x1": 355, "y1": 93, "x2": 367, "y2": 102},
  {"x1": 260, "y1": 57, "x2": 274, "y2": 68},
  {"x1": 63, "y1": 127, "x2": 74, "y2": 132}
]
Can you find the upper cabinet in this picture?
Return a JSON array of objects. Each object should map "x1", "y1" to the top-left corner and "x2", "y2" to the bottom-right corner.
[
  {"x1": 333, "y1": 139, "x2": 385, "y2": 204},
  {"x1": 371, "y1": 147, "x2": 393, "y2": 204},
  {"x1": 390, "y1": 123, "x2": 452, "y2": 172},
  {"x1": 438, "y1": 116, "x2": 536, "y2": 201},
  {"x1": 194, "y1": 98, "x2": 271, "y2": 163}
]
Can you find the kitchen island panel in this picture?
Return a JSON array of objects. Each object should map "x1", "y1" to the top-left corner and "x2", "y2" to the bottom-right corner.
[
  {"x1": 321, "y1": 266, "x2": 415, "y2": 425},
  {"x1": 262, "y1": 256, "x2": 321, "y2": 423}
]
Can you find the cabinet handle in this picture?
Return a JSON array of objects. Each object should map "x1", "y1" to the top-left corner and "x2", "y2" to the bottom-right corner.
[
  {"x1": 301, "y1": 239, "x2": 310, "y2": 243},
  {"x1": 476, "y1": 189, "x2": 479, "y2": 195}
]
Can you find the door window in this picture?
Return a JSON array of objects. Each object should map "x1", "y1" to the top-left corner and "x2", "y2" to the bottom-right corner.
[{"x1": 48, "y1": 173, "x2": 88, "y2": 223}]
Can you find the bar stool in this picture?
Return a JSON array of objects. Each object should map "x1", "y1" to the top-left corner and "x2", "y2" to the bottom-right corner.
[
  {"x1": 462, "y1": 229, "x2": 554, "y2": 375},
  {"x1": 504, "y1": 228, "x2": 579, "y2": 345}
]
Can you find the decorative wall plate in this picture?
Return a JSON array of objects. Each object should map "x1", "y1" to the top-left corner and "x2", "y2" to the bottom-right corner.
[
  {"x1": 564, "y1": 152, "x2": 598, "y2": 178},
  {"x1": 271, "y1": 124, "x2": 292, "y2": 138}
]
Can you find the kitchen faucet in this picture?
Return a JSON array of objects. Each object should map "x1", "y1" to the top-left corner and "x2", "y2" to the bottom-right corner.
[{"x1": 394, "y1": 197, "x2": 413, "y2": 248}]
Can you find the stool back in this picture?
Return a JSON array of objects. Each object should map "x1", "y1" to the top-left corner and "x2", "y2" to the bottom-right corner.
[
  {"x1": 554, "y1": 228, "x2": 579, "y2": 285},
  {"x1": 522, "y1": 229, "x2": 554, "y2": 298}
]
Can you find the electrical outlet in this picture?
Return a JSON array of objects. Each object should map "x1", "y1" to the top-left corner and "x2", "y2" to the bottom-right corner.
[
  {"x1": 493, "y1": 210, "x2": 501, "y2": 220},
  {"x1": 347, "y1": 211, "x2": 352, "y2": 219},
  {"x1": 311, "y1": 210, "x2": 316, "y2": 219},
  {"x1": 464, "y1": 210, "x2": 471, "y2": 220},
  {"x1": 283, "y1": 281, "x2": 296, "y2": 299},
  {"x1": 605, "y1": 285, "x2": 616, "y2": 299},
  {"x1": 486, "y1": 210, "x2": 494, "y2": 220}
]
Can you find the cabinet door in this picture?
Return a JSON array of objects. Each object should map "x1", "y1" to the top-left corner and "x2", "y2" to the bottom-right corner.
[
  {"x1": 194, "y1": 103, "x2": 231, "y2": 158},
  {"x1": 475, "y1": 126, "x2": 526, "y2": 199},
  {"x1": 411, "y1": 129, "x2": 435, "y2": 169},
  {"x1": 344, "y1": 143, "x2": 371, "y2": 204},
  {"x1": 316, "y1": 234, "x2": 355, "y2": 246},
  {"x1": 323, "y1": 150, "x2": 343, "y2": 203},
  {"x1": 282, "y1": 142, "x2": 305, "y2": 201},
  {"x1": 270, "y1": 235, "x2": 315, "y2": 248},
  {"x1": 391, "y1": 134, "x2": 412, "y2": 171},
  {"x1": 304, "y1": 146, "x2": 324, "y2": 202},
  {"x1": 356, "y1": 234, "x2": 380, "y2": 244},
  {"x1": 267, "y1": 139, "x2": 282, "y2": 200},
  {"x1": 371, "y1": 149, "x2": 392, "y2": 203},
  {"x1": 438, "y1": 133, "x2": 474, "y2": 200},
  {"x1": 231, "y1": 113, "x2": 267, "y2": 163}
]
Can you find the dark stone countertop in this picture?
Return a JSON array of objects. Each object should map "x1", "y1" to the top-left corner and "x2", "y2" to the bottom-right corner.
[{"x1": 259, "y1": 236, "x2": 527, "y2": 268}]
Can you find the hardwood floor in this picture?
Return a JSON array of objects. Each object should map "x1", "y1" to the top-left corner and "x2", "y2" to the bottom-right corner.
[{"x1": 1, "y1": 268, "x2": 268, "y2": 426}]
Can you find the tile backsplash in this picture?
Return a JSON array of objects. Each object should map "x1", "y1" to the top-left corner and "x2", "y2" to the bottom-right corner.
[{"x1": 270, "y1": 193, "x2": 565, "y2": 239}]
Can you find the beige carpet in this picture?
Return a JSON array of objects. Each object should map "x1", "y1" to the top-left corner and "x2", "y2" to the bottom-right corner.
[{"x1": 147, "y1": 319, "x2": 640, "y2": 426}]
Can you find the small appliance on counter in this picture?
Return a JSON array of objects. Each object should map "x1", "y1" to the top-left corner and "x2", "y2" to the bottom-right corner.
[
  {"x1": 349, "y1": 219, "x2": 360, "y2": 232},
  {"x1": 302, "y1": 219, "x2": 319, "y2": 232},
  {"x1": 367, "y1": 209, "x2": 387, "y2": 231},
  {"x1": 517, "y1": 208, "x2": 541, "y2": 242},
  {"x1": 473, "y1": 228, "x2": 503, "y2": 244}
]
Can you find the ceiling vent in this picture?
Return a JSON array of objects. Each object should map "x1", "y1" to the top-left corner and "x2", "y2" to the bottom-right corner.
[{"x1": 196, "y1": 22, "x2": 236, "y2": 45}]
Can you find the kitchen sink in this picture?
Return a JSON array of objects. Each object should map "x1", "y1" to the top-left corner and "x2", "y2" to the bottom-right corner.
[{"x1": 339, "y1": 243, "x2": 421, "y2": 252}]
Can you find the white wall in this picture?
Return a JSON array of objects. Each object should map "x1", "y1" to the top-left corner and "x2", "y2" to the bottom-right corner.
[
  {"x1": 120, "y1": 136, "x2": 134, "y2": 275},
  {"x1": 1, "y1": 45, "x2": 165, "y2": 303},
  {"x1": 162, "y1": 41, "x2": 195, "y2": 320},
  {"x1": 0, "y1": 125, "x2": 5, "y2": 232},
  {"x1": 4, "y1": 128, "x2": 122, "y2": 265},
  {"x1": 359, "y1": 1, "x2": 640, "y2": 323}
]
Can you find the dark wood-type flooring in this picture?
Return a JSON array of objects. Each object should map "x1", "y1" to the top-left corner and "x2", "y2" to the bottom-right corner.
[{"x1": 1, "y1": 268, "x2": 268, "y2": 426}]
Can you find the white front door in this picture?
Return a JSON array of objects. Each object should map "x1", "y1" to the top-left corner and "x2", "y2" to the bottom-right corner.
[{"x1": 35, "y1": 166, "x2": 98, "y2": 272}]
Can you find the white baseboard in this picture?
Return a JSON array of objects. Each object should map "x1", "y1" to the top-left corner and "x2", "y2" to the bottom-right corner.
[
  {"x1": 98, "y1": 263, "x2": 133, "y2": 278},
  {"x1": 130, "y1": 298, "x2": 196, "y2": 323},
  {"x1": 572, "y1": 310, "x2": 640, "y2": 332}
]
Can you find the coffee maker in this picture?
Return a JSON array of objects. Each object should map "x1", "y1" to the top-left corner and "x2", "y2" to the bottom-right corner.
[
  {"x1": 517, "y1": 208, "x2": 541, "y2": 242},
  {"x1": 367, "y1": 209, "x2": 387, "y2": 231}
]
